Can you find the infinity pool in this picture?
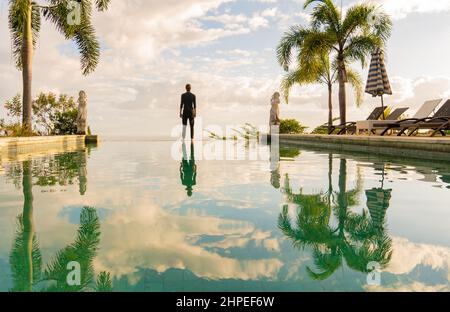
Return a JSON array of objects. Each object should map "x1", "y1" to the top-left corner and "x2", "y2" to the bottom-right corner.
[{"x1": 1, "y1": 139, "x2": 449, "y2": 292}]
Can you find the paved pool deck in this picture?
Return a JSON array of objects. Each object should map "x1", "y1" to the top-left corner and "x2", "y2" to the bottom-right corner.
[{"x1": 279, "y1": 134, "x2": 450, "y2": 162}]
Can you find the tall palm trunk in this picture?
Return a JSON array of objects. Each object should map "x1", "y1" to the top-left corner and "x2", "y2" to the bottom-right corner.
[
  {"x1": 327, "y1": 153, "x2": 333, "y2": 195},
  {"x1": 337, "y1": 55, "x2": 347, "y2": 126},
  {"x1": 327, "y1": 82, "x2": 333, "y2": 133},
  {"x1": 21, "y1": 2, "x2": 33, "y2": 132},
  {"x1": 326, "y1": 153, "x2": 333, "y2": 207},
  {"x1": 337, "y1": 158, "x2": 348, "y2": 233},
  {"x1": 22, "y1": 160, "x2": 35, "y2": 291}
]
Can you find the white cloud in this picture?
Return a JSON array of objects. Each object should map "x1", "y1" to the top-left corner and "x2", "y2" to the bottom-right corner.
[
  {"x1": 387, "y1": 237, "x2": 450, "y2": 280},
  {"x1": 350, "y1": 0, "x2": 450, "y2": 20},
  {"x1": 95, "y1": 198, "x2": 283, "y2": 280},
  {"x1": 367, "y1": 282, "x2": 450, "y2": 292},
  {"x1": 365, "y1": 236, "x2": 450, "y2": 292},
  {"x1": 1, "y1": 0, "x2": 450, "y2": 136}
]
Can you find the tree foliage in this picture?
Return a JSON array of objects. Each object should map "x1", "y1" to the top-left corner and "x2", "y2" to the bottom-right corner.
[
  {"x1": 9, "y1": 0, "x2": 111, "y2": 75},
  {"x1": 280, "y1": 119, "x2": 308, "y2": 135},
  {"x1": 277, "y1": 0, "x2": 392, "y2": 125},
  {"x1": 3, "y1": 92, "x2": 78, "y2": 136}
]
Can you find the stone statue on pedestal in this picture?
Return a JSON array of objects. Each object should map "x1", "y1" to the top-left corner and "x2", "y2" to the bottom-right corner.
[
  {"x1": 270, "y1": 92, "x2": 281, "y2": 135},
  {"x1": 76, "y1": 91, "x2": 88, "y2": 135}
]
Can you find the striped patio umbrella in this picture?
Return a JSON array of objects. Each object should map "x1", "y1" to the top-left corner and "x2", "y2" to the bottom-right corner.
[
  {"x1": 366, "y1": 165, "x2": 392, "y2": 230},
  {"x1": 366, "y1": 48, "x2": 392, "y2": 119},
  {"x1": 366, "y1": 188, "x2": 392, "y2": 230}
]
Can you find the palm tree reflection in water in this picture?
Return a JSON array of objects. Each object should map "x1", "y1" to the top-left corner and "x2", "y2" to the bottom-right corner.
[
  {"x1": 10, "y1": 161, "x2": 40, "y2": 292},
  {"x1": 279, "y1": 156, "x2": 393, "y2": 281},
  {"x1": 9, "y1": 158, "x2": 112, "y2": 292}
]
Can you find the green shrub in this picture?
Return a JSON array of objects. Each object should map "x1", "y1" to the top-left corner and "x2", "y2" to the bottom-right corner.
[
  {"x1": 311, "y1": 125, "x2": 329, "y2": 135},
  {"x1": 280, "y1": 119, "x2": 308, "y2": 135},
  {"x1": 3, "y1": 123, "x2": 38, "y2": 137},
  {"x1": 280, "y1": 147, "x2": 301, "y2": 158},
  {"x1": 33, "y1": 92, "x2": 77, "y2": 135},
  {"x1": 311, "y1": 118, "x2": 340, "y2": 135},
  {"x1": 54, "y1": 109, "x2": 78, "y2": 135}
]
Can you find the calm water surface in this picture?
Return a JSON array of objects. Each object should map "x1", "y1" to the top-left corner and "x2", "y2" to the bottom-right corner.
[{"x1": 0, "y1": 139, "x2": 449, "y2": 292}]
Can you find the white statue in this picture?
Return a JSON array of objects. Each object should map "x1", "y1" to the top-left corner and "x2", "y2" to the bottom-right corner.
[
  {"x1": 270, "y1": 92, "x2": 281, "y2": 127},
  {"x1": 269, "y1": 92, "x2": 281, "y2": 136},
  {"x1": 76, "y1": 90, "x2": 88, "y2": 135}
]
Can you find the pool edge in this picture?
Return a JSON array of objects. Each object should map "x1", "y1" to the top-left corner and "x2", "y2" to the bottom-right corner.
[
  {"x1": 278, "y1": 134, "x2": 450, "y2": 163},
  {"x1": 0, "y1": 135, "x2": 98, "y2": 161}
]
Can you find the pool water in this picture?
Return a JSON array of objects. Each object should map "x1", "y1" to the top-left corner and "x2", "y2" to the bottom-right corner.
[{"x1": 0, "y1": 139, "x2": 449, "y2": 292}]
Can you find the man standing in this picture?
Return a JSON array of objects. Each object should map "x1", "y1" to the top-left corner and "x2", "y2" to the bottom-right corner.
[{"x1": 180, "y1": 84, "x2": 197, "y2": 141}]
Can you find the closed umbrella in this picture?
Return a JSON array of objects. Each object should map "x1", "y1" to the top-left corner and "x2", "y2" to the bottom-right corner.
[{"x1": 366, "y1": 48, "x2": 392, "y2": 120}]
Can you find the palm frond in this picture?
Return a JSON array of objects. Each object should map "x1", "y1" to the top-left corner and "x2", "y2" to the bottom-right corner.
[
  {"x1": 277, "y1": 26, "x2": 311, "y2": 70},
  {"x1": 41, "y1": 0, "x2": 104, "y2": 75},
  {"x1": 42, "y1": 207, "x2": 101, "y2": 292},
  {"x1": 95, "y1": 271, "x2": 113, "y2": 292},
  {"x1": 368, "y1": 6, "x2": 393, "y2": 43},
  {"x1": 300, "y1": 30, "x2": 336, "y2": 64},
  {"x1": 304, "y1": 0, "x2": 341, "y2": 33},
  {"x1": 346, "y1": 68, "x2": 363, "y2": 107},
  {"x1": 73, "y1": 20, "x2": 100, "y2": 75},
  {"x1": 343, "y1": 234, "x2": 393, "y2": 272},
  {"x1": 278, "y1": 205, "x2": 297, "y2": 239},
  {"x1": 281, "y1": 66, "x2": 319, "y2": 103},
  {"x1": 95, "y1": 0, "x2": 110, "y2": 11},
  {"x1": 306, "y1": 247, "x2": 342, "y2": 281},
  {"x1": 8, "y1": 0, "x2": 41, "y2": 68},
  {"x1": 341, "y1": 4, "x2": 373, "y2": 38},
  {"x1": 344, "y1": 34, "x2": 380, "y2": 68}
]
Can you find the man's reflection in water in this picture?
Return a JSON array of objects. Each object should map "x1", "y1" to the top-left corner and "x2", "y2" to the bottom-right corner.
[{"x1": 180, "y1": 142, "x2": 197, "y2": 197}]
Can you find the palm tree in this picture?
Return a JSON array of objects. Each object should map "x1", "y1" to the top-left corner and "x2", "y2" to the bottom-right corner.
[
  {"x1": 9, "y1": 160, "x2": 111, "y2": 292},
  {"x1": 278, "y1": 0, "x2": 392, "y2": 125},
  {"x1": 8, "y1": 0, "x2": 111, "y2": 132},
  {"x1": 278, "y1": 37, "x2": 363, "y2": 133},
  {"x1": 10, "y1": 205, "x2": 112, "y2": 292},
  {"x1": 9, "y1": 161, "x2": 41, "y2": 292},
  {"x1": 278, "y1": 158, "x2": 393, "y2": 281}
]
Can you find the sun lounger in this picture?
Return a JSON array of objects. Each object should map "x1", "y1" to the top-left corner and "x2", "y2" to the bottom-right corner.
[
  {"x1": 329, "y1": 107, "x2": 387, "y2": 135},
  {"x1": 395, "y1": 99, "x2": 450, "y2": 136},
  {"x1": 378, "y1": 99, "x2": 442, "y2": 136},
  {"x1": 355, "y1": 107, "x2": 409, "y2": 135}
]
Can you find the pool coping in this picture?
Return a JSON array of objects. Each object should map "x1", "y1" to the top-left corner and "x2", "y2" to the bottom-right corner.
[
  {"x1": 278, "y1": 134, "x2": 450, "y2": 162},
  {"x1": 0, "y1": 135, "x2": 98, "y2": 160}
]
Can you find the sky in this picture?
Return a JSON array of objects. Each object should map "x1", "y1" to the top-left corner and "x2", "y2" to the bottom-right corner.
[{"x1": 1, "y1": 0, "x2": 450, "y2": 136}]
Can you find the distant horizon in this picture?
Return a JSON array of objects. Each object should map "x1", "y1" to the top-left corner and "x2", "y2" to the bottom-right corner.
[{"x1": 1, "y1": 0, "x2": 450, "y2": 136}]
